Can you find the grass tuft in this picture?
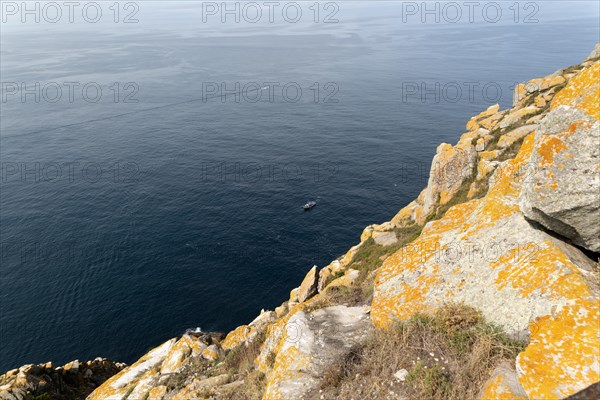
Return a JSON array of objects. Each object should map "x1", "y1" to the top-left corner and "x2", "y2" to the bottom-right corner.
[{"x1": 318, "y1": 303, "x2": 526, "y2": 400}]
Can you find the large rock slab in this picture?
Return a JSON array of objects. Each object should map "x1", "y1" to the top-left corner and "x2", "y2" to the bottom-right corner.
[
  {"x1": 297, "y1": 265, "x2": 319, "y2": 303},
  {"x1": 422, "y1": 142, "x2": 477, "y2": 217},
  {"x1": 520, "y1": 62, "x2": 600, "y2": 252},
  {"x1": 262, "y1": 305, "x2": 372, "y2": 400}
]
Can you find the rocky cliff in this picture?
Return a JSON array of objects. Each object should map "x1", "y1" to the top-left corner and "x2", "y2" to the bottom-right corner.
[{"x1": 2, "y1": 45, "x2": 599, "y2": 400}]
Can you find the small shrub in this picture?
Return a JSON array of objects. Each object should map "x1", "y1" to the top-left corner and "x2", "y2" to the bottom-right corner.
[
  {"x1": 407, "y1": 361, "x2": 451, "y2": 399},
  {"x1": 222, "y1": 330, "x2": 266, "y2": 375},
  {"x1": 351, "y1": 224, "x2": 424, "y2": 282},
  {"x1": 218, "y1": 370, "x2": 266, "y2": 400},
  {"x1": 216, "y1": 331, "x2": 268, "y2": 400},
  {"x1": 324, "y1": 270, "x2": 345, "y2": 287},
  {"x1": 164, "y1": 372, "x2": 187, "y2": 391}
]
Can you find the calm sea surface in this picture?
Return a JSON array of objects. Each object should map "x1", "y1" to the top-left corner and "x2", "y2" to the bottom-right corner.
[{"x1": 1, "y1": 1, "x2": 598, "y2": 371}]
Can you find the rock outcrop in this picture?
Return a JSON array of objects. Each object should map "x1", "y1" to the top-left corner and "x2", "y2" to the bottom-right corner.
[
  {"x1": 85, "y1": 334, "x2": 229, "y2": 400},
  {"x1": 0, "y1": 358, "x2": 125, "y2": 400},
  {"x1": 371, "y1": 51, "x2": 600, "y2": 399},
  {"x1": 520, "y1": 63, "x2": 600, "y2": 252}
]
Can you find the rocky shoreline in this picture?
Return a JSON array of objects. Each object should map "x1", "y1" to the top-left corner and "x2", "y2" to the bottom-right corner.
[{"x1": 0, "y1": 359, "x2": 125, "y2": 400}]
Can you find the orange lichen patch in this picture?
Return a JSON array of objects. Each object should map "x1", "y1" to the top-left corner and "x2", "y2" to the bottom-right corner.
[
  {"x1": 535, "y1": 95, "x2": 547, "y2": 108},
  {"x1": 551, "y1": 61, "x2": 600, "y2": 119},
  {"x1": 377, "y1": 197, "x2": 476, "y2": 290},
  {"x1": 341, "y1": 244, "x2": 362, "y2": 267},
  {"x1": 517, "y1": 299, "x2": 600, "y2": 399},
  {"x1": 439, "y1": 189, "x2": 452, "y2": 205},
  {"x1": 147, "y1": 385, "x2": 167, "y2": 400},
  {"x1": 465, "y1": 105, "x2": 499, "y2": 130},
  {"x1": 459, "y1": 130, "x2": 479, "y2": 144},
  {"x1": 477, "y1": 159, "x2": 496, "y2": 180},
  {"x1": 479, "y1": 150, "x2": 500, "y2": 161},
  {"x1": 481, "y1": 374, "x2": 527, "y2": 400},
  {"x1": 466, "y1": 118, "x2": 480, "y2": 131},
  {"x1": 373, "y1": 267, "x2": 441, "y2": 328},
  {"x1": 377, "y1": 234, "x2": 440, "y2": 280},
  {"x1": 464, "y1": 134, "x2": 535, "y2": 234},
  {"x1": 264, "y1": 345, "x2": 311, "y2": 400},
  {"x1": 413, "y1": 204, "x2": 425, "y2": 225},
  {"x1": 514, "y1": 83, "x2": 527, "y2": 103},
  {"x1": 371, "y1": 289, "x2": 428, "y2": 329},
  {"x1": 566, "y1": 119, "x2": 592, "y2": 135},
  {"x1": 480, "y1": 113, "x2": 503, "y2": 130},
  {"x1": 472, "y1": 181, "x2": 519, "y2": 231},
  {"x1": 391, "y1": 201, "x2": 418, "y2": 225},
  {"x1": 542, "y1": 75, "x2": 566, "y2": 90},
  {"x1": 526, "y1": 76, "x2": 566, "y2": 93},
  {"x1": 257, "y1": 315, "x2": 291, "y2": 372},
  {"x1": 328, "y1": 270, "x2": 359, "y2": 288},
  {"x1": 221, "y1": 325, "x2": 256, "y2": 351},
  {"x1": 492, "y1": 241, "x2": 592, "y2": 299},
  {"x1": 538, "y1": 136, "x2": 568, "y2": 167},
  {"x1": 257, "y1": 296, "x2": 318, "y2": 373},
  {"x1": 160, "y1": 335, "x2": 206, "y2": 374},
  {"x1": 201, "y1": 346, "x2": 219, "y2": 361}
]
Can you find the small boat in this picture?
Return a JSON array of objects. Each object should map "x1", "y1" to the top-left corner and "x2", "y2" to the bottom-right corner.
[{"x1": 303, "y1": 200, "x2": 317, "y2": 210}]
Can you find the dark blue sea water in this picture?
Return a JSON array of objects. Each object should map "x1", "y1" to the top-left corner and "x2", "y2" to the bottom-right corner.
[{"x1": 1, "y1": 1, "x2": 599, "y2": 371}]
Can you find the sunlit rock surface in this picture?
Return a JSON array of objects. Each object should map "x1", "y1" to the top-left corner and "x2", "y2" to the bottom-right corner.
[
  {"x1": 372, "y1": 59, "x2": 600, "y2": 398},
  {"x1": 262, "y1": 305, "x2": 372, "y2": 400}
]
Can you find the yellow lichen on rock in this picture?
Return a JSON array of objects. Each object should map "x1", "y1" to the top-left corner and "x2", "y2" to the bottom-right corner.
[
  {"x1": 371, "y1": 121, "x2": 599, "y2": 397},
  {"x1": 160, "y1": 335, "x2": 206, "y2": 374},
  {"x1": 263, "y1": 345, "x2": 311, "y2": 400},
  {"x1": 551, "y1": 61, "x2": 600, "y2": 119},
  {"x1": 491, "y1": 240, "x2": 593, "y2": 300},
  {"x1": 221, "y1": 325, "x2": 256, "y2": 351},
  {"x1": 147, "y1": 385, "x2": 168, "y2": 400},
  {"x1": 517, "y1": 299, "x2": 600, "y2": 399},
  {"x1": 87, "y1": 339, "x2": 176, "y2": 400},
  {"x1": 480, "y1": 374, "x2": 527, "y2": 400},
  {"x1": 466, "y1": 104, "x2": 500, "y2": 130}
]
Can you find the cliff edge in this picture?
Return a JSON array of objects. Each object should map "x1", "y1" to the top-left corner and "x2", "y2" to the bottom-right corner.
[{"x1": 2, "y1": 44, "x2": 599, "y2": 400}]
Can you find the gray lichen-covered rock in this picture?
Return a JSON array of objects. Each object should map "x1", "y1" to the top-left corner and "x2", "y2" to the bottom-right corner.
[
  {"x1": 585, "y1": 43, "x2": 600, "y2": 61},
  {"x1": 422, "y1": 142, "x2": 477, "y2": 217},
  {"x1": 479, "y1": 361, "x2": 528, "y2": 399},
  {"x1": 263, "y1": 305, "x2": 372, "y2": 400},
  {"x1": 519, "y1": 105, "x2": 600, "y2": 252}
]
